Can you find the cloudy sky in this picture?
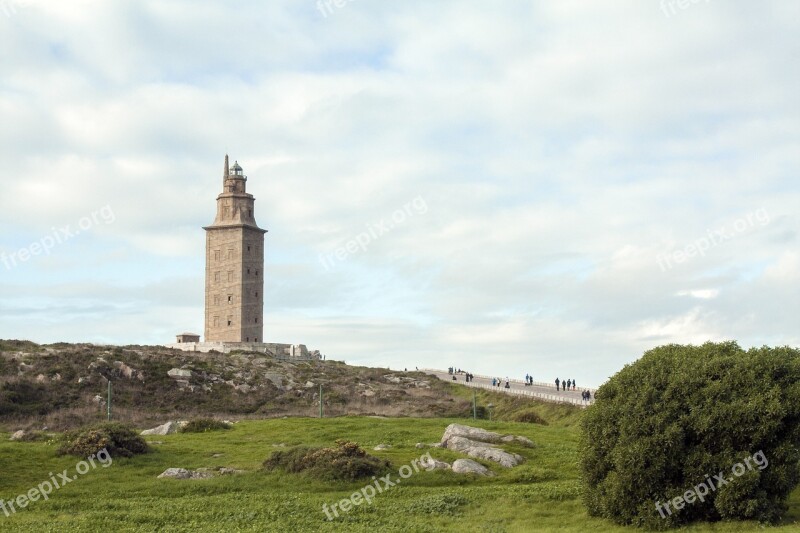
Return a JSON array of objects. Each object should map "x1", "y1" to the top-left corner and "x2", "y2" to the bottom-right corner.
[{"x1": 0, "y1": 1, "x2": 797, "y2": 386}]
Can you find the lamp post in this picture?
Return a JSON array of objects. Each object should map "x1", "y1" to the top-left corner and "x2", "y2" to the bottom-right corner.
[{"x1": 487, "y1": 403, "x2": 494, "y2": 421}]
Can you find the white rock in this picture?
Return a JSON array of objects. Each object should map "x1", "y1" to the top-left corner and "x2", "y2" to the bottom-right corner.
[
  {"x1": 157, "y1": 468, "x2": 213, "y2": 480},
  {"x1": 420, "y1": 455, "x2": 451, "y2": 470},
  {"x1": 452, "y1": 459, "x2": 494, "y2": 476},
  {"x1": 141, "y1": 421, "x2": 179, "y2": 436},
  {"x1": 444, "y1": 435, "x2": 524, "y2": 467},
  {"x1": 373, "y1": 444, "x2": 392, "y2": 451},
  {"x1": 168, "y1": 368, "x2": 192, "y2": 379},
  {"x1": 440, "y1": 424, "x2": 504, "y2": 445},
  {"x1": 10, "y1": 430, "x2": 26, "y2": 441}
]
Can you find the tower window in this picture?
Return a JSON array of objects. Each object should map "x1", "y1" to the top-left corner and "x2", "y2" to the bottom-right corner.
[
  {"x1": 214, "y1": 272, "x2": 220, "y2": 282},
  {"x1": 213, "y1": 316, "x2": 219, "y2": 327},
  {"x1": 214, "y1": 295, "x2": 220, "y2": 305},
  {"x1": 246, "y1": 337, "x2": 249, "y2": 342},
  {"x1": 255, "y1": 270, "x2": 259, "y2": 277},
  {"x1": 214, "y1": 250, "x2": 220, "y2": 261},
  {"x1": 247, "y1": 246, "x2": 251, "y2": 253},
  {"x1": 255, "y1": 317, "x2": 259, "y2": 324},
  {"x1": 247, "y1": 268, "x2": 250, "y2": 275},
  {"x1": 255, "y1": 337, "x2": 258, "y2": 342},
  {"x1": 227, "y1": 271, "x2": 233, "y2": 282},
  {"x1": 228, "y1": 295, "x2": 232, "y2": 303},
  {"x1": 255, "y1": 292, "x2": 258, "y2": 298}
]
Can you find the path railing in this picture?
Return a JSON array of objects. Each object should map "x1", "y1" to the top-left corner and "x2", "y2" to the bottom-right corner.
[
  {"x1": 419, "y1": 368, "x2": 595, "y2": 408},
  {"x1": 461, "y1": 381, "x2": 593, "y2": 407}
]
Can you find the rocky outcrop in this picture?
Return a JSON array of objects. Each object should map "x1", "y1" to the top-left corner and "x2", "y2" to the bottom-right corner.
[
  {"x1": 441, "y1": 424, "x2": 504, "y2": 444},
  {"x1": 9, "y1": 430, "x2": 26, "y2": 441},
  {"x1": 452, "y1": 459, "x2": 494, "y2": 476},
  {"x1": 439, "y1": 424, "x2": 530, "y2": 468},
  {"x1": 444, "y1": 436, "x2": 523, "y2": 467}
]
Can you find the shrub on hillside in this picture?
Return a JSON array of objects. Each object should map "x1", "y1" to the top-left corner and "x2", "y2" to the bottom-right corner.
[
  {"x1": 581, "y1": 342, "x2": 800, "y2": 529},
  {"x1": 264, "y1": 440, "x2": 390, "y2": 482},
  {"x1": 58, "y1": 422, "x2": 149, "y2": 458},
  {"x1": 511, "y1": 409, "x2": 548, "y2": 425},
  {"x1": 180, "y1": 418, "x2": 232, "y2": 433}
]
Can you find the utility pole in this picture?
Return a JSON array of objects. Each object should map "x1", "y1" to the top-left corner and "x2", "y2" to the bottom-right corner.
[
  {"x1": 319, "y1": 384, "x2": 323, "y2": 418},
  {"x1": 472, "y1": 391, "x2": 477, "y2": 420},
  {"x1": 107, "y1": 380, "x2": 112, "y2": 421}
]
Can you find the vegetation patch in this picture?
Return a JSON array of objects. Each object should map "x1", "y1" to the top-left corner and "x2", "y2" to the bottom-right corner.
[
  {"x1": 58, "y1": 422, "x2": 150, "y2": 458},
  {"x1": 511, "y1": 409, "x2": 549, "y2": 425},
  {"x1": 180, "y1": 418, "x2": 232, "y2": 433},
  {"x1": 263, "y1": 439, "x2": 391, "y2": 482},
  {"x1": 581, "y1": 342, "x2": 800, "y2": 530}
]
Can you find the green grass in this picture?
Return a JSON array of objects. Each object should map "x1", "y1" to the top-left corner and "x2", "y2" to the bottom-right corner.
[{"x1": 0, "y1": 417, "x2": 798, "y2": 532}]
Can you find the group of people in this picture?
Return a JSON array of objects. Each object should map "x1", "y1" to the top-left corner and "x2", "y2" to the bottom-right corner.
[
  {"x1": 491, "y1": 377, "x2": 511, "y2": 389},
  {"x1": 448, "y1": 368, "x2": 475, "y2": 383},
  {"x1": 555, "y1": 377, "x2": 576, "y2": 391},
  {"x1": 581, "y1": 389, "x2": 593, "y2": 402}
]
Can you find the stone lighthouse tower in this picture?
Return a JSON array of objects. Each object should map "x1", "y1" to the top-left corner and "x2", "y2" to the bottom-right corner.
[{"x1": 203, "y1": 155, "x2": 267, "y2": 342}]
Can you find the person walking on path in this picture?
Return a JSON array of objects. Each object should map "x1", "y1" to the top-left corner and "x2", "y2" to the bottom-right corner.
[
  {"x1": 566, "y1": 379, "x2": 571, "y2": 391},
  {"x1": 555, "y1": 377, "x2": 560, "y2": 391}
]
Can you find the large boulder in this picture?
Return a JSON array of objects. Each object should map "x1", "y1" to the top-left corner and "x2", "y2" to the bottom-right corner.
[
  {"x1": 439, "y1": 424, "x2": 528, "y2": 467},
  {"x1": 445, "y1": 435, "x2": 524, "y2": 468},
  {"x1": 452, "y1": 459, "x2": 494, "y2": 476},
  {"x1": 441, "y1": 424, "x2": 504, "y2": 445},
  {"x1": 141, "y1": 421, "x2": 179, "y2": 436}
]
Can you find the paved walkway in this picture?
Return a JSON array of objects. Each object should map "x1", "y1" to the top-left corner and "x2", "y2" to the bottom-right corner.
[{"x1": 421, "y1": 368, "x2": 595, "y2": 408}]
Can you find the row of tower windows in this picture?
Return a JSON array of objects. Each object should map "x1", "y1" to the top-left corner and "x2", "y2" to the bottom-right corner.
[
  {"x1": 212, "y1": 246, "x2": 259, "y2": 261},
  {"x1": 211, "y1": 316, "x2": 260, "y2": 326},
  {"x1": 212, "y1": 292, "x2": 259, "y2": 305},
  {"x1": 212, "y1": 270, "x2": 258, "y2": 282}
]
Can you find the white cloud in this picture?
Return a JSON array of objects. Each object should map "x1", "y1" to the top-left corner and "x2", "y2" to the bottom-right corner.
[{"x1": 0, "y1": 0, "x2": 797, "y2": 385}]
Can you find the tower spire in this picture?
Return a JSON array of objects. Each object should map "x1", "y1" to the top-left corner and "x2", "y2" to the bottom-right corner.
[{"x1": 224, "y1": 154, "x2": 230, "y2": 178}]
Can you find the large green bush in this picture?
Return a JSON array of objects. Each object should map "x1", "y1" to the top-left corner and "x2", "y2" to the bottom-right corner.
[
  {"x1": 58, "y1": 422, "x2": 150, "y2": 458},
  {"x1": 581, "y1": 342, "x2": 800, "y2": 529}
]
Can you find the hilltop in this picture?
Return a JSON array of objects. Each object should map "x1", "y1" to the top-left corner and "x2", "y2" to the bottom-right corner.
[{"x1": 0, "y1": 340, "x2": 580, "y2": 431}]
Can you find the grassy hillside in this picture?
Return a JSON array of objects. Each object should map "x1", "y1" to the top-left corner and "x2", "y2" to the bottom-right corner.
[{"x1": 1, "y1": 417, "x2": 798, "y2": 532}]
